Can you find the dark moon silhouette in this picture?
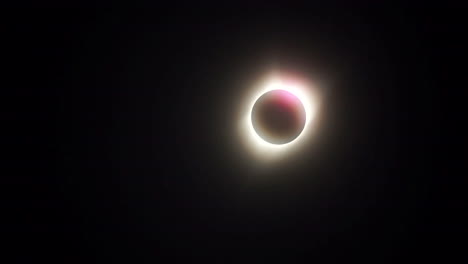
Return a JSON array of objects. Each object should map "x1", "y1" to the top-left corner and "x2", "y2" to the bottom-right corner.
[{"x1": 251, "y1": 89, "x2": 306, "y2": 144}]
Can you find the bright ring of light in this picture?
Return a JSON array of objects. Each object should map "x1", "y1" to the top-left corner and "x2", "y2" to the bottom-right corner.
[{"x1": 240, "y1": 77, "x2": 319, "y2": 160}]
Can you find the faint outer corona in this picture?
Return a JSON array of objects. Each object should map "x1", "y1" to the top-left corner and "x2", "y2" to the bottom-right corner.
[{"x1": 251, "y1": 89, "x2": 306, "y2": 145}]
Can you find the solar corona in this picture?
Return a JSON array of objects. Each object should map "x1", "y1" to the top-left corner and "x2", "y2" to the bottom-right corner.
[
  {"x1": 240, "y1": 77, "x2": 319, "y2": 160},
  {"x1": 251, "y1": 89, "x2": 306, "y2": 145}
]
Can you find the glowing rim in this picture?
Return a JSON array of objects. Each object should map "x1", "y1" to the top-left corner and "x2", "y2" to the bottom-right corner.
[
  {"x1": 241, "y1": 78, "x2": 318, "y2": 159},
  {"x1": 250, "y1": 89, "x2": 307, "y2": 145}
]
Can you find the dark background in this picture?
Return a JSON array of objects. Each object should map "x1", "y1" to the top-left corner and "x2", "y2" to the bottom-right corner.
[{"x1": 4, "y1": 5, "x2": 466, "y2": 263}]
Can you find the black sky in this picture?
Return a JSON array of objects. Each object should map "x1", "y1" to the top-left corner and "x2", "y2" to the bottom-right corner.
[{"x1": 4, "y1": 6, "x2": 466, "y2": 263}]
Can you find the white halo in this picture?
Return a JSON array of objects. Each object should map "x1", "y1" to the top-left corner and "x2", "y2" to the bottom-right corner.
[{"x1": 240, "y1": 77, "x2": 319, "y2": 160}]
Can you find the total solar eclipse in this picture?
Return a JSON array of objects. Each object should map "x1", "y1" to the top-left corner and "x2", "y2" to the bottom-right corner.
[
  {"x1": 240, "y1": 77, "x2": 318, "y2": 160},
  {"x1": 251, "y1": 89, "x2": 306, "y2": 144}
]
